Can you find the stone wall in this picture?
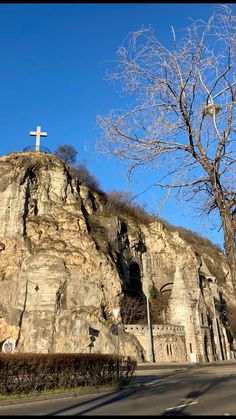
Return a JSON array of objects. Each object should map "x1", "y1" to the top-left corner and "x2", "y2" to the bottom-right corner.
[{"x1": 124, "y1": 324, "x2": 187, "y2": 362}]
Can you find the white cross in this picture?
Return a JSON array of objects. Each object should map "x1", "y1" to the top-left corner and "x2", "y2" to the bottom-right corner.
[{"x1": 29, "y1": 126, "x2": 47, "y2": 151}]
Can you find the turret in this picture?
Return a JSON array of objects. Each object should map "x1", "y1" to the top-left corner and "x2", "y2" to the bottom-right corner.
[{"x1": 168, "y1": 263, "x2": 198, "y2": 362}]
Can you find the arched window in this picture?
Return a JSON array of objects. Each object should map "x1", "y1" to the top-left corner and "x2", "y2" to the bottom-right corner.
[{"x1": 160, "y1": 282, "x2": 173, "y2": 296}]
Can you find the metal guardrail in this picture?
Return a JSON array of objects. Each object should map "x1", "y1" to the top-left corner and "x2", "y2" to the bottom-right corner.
[{"x1": 23, "y1": 145, "x2": 51, "y2": 154}]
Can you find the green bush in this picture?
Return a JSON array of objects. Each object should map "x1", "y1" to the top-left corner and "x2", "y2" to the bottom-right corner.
[{"x1": 149, "y1": 285, "x2": 158, "y2": 300}]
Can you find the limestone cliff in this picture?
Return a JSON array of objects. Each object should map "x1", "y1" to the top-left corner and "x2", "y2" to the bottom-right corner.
[{"x1": 0, "y1": 151, "x2": 234, "y2": 361}]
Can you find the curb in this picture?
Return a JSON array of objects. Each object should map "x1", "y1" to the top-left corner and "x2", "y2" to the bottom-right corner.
[
  {"x1": 0, "y1": 382, "x2": 142, "y2": 407},
  {"x1": 1, "y1": 361, "x2": 235, "y2": 407}
]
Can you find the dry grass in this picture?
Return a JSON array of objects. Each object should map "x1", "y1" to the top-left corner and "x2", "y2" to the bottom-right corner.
[{"x1": 70, "y1": 163, "x2": 226, "y2": 272}]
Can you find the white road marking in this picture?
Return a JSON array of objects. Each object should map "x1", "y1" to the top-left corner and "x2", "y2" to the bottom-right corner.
[{"x1": 165, "y1": 401, "x2": 198, "y2": 411}]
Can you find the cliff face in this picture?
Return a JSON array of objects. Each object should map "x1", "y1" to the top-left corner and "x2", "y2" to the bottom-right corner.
[{"x1": 0, "y1": 152, "x2": 234, "y2": 360}]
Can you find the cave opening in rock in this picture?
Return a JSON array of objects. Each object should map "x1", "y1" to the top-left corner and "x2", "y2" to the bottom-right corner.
[
  {"x1": 127, "y1": 262, "x2": 143, "y2": 297},
  {"x1": 121, "y1": 262, "x2": 147, "y2": 324}
]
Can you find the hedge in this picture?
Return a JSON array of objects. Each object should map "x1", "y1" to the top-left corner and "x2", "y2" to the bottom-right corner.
[{"x1": 0, "y1": 353, "x2": 137, "y2": 395}]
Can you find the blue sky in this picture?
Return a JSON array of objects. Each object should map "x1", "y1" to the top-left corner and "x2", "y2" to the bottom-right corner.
[{"x1": 0, "y1": 2, "x2": 234, "y2": 248}]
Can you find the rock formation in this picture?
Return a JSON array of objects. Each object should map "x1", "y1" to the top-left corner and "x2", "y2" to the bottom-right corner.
[{"x1": 0, "y1": 151, "x2": 235, "y2": 362}]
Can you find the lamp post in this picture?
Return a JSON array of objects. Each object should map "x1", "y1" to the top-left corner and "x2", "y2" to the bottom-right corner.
[
  {"x1": 204, "y1": 102, "x2": 221, "y2": 117},
  {"x1": 205, "y1": 283, "x2": 223, "y2": 361},
  {"x1": 147, "y1": 295, "x2": 154, "y2": 363},
  {"x1": 112, "y1": 306, "x2": 121, "y2": 380},
  {"x1": 125, "y1": 287, "x2": 154, "y2": 363},
  {"x1": 211, "y1": 293, "x2": 223, "y2": 361}
]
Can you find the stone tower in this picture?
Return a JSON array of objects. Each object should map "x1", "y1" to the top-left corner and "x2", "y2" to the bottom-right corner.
[{"x1": 168, "y1": 263, "x2": 199, "y2": 362}]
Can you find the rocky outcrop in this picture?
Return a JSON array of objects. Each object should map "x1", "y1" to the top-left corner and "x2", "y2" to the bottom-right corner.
[{"x1": 0, "y1": 151, "x2": 234, "y2": 361}]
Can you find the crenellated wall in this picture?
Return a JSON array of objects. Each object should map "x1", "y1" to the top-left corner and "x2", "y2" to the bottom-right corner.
[{"x1": 124, "y1": 324, "x2": 187, "y2": 362}]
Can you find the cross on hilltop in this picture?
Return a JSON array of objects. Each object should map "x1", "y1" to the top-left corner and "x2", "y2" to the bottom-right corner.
[{"x1": 29, "y1": 126, "x2": 47, "y2": 152}]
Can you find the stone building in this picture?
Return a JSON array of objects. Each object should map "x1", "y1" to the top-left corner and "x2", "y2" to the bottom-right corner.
[
  {"x1": 0, "y1": 151, "x2": 235, "y2": 362},
  {"x1": 123, "y1": 262, "x2": 233, "y2": 363}
]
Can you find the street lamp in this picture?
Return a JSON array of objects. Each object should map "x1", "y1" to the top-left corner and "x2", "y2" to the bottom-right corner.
[
  {"x1": 204, "y1": 102, "x2": 221, "y2": 117},
  {"x1": 147, "y1": 295, "x2": 154, "y2": 363},
  {"x1": 205, "y1": 282, "x2": 223, "y2": 361},
  {"x1": 113, "y1": 307, "x2": 120, "y2": 322},
  {"x1": 124, "y1": 288, "x2": 154, "y2": 364},
  {"x1": 112, "y1": 306, "x2": 121, "y2": 380},
  {"x1": 211, "y1": 292, "x2": 223, "y2": 361}
]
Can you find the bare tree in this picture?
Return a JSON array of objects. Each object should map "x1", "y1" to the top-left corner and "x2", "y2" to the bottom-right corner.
[
  {"x1": 97, "y1": 5, "x2": 236, "y2": 293},
  {"x1": 54, "y1": 144, "x2": 78, "y2": 165},
  {"x1": 120, "y1": 295, "x2": 147, "y2": 324},
  {"x1": 150, "y1": 292, "x2": 170, "y2": 324},
  {"x1": 72, "y1": 163, "x2": 101, "y2": 192}
]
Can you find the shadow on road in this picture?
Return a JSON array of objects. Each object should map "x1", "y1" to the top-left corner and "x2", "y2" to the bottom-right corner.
[
  {"x1": 46, "y1": 368, "x2": 234, "y2": 416},
  {"x1": 46, "y1": 368, "x2": 189, "y2": 415},
  {"x1": 46, "y1": 386, "x2": 141, "y2": 416},
  {"x1": 161, "y1": 375, "x2": 230, "y2": 416}
]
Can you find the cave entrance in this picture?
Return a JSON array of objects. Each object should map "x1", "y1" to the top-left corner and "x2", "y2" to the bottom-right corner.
[
  {"x1": 126, "y1": 262, "x2": 143, "y2": 298},
  {"x1": 121, "y1": 262, "x2": 147, "y2": 324}
]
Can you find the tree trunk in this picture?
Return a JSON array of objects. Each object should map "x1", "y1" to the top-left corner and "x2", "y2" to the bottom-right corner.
[
  {"x1": 210, "y1": 175, "x2": 236, "y2": 295},
  {"x1": 220, "y1": 207, "x2": 236, "y2": 295}
]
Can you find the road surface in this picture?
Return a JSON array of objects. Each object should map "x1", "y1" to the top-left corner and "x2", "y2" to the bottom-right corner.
[{"x1": 0, "y1": 362, "x2": 236, "y2": 415}]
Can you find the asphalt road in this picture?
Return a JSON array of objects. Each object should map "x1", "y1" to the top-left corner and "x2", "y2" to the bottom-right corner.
[{"x1": 1, "y1": 362, "x2": 236, "y2": 416}]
